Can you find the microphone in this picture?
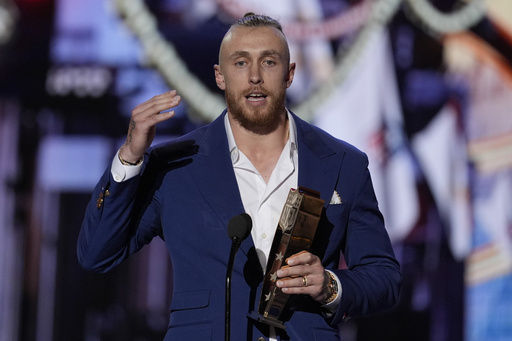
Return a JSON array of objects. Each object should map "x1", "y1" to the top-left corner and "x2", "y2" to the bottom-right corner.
[
  {"x1": 227, "y1": 213, "x2": 252, "y2": 244},
  {"x1": 225, "y1": 213, "x2": 252, "y2": 341}
]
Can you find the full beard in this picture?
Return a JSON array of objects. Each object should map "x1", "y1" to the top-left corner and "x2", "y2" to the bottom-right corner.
[{"x1": 226, "y1": 87, "x2": 287, "y2": 135}]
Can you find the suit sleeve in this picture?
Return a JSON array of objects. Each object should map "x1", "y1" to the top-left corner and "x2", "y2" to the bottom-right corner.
[
  {"x1": 329, "y1": 154, "x2": 402, "y2": 325},
  {"x1": 77, "y1": 160, "x2": 162, "y2": 273}
]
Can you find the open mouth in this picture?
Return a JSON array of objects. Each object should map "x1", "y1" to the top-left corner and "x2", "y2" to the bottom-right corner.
[{"x1": 246, "y1": 93, "x2": 267, "y2": 102}]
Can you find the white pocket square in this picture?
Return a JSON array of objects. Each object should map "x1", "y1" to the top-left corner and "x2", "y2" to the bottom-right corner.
[{"x1": 330, "y1": 190, "x2": 342, "y2": 204}]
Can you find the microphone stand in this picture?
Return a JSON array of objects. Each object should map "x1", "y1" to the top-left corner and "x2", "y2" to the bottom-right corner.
[
  {"x1": 225, "y1": 236, "x2": 241, "y2": 341},
  {"x1": 225, "y1": 213, "x2": 251, "y2": 341}
]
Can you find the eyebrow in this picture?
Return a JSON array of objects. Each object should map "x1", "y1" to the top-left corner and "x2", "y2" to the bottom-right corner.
[{"x1": 229, "y1": 49, "x2": 283, "y2": 60}]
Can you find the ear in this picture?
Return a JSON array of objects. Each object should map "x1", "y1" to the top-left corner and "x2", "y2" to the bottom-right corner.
[
  {"x1": 285, "y1": 62, "x2": 296, "y2": 88},
  {"x1": 214, "y1": 65, "x2": 225, "y2": 90}
]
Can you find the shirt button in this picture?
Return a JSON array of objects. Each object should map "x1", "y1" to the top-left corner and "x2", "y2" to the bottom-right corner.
[
  {"x1": 261, "y1": 233, "x2": 267, "y2": 239},
  {"x1": 114, "y1": 175, "x2": 121, "y2": 182}
]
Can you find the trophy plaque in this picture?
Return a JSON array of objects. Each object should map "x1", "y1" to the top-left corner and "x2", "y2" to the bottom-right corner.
[{"x1": 249, "y1": 187, "x2": 325, "y2": 329}]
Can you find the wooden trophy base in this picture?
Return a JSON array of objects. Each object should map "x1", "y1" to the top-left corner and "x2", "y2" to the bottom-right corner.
[{"x1": 249, "y1": 187, "x2": 324, "y2": 329}]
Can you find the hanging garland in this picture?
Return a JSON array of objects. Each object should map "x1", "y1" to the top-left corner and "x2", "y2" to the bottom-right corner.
[
  {"x1": 112, "y1": 0, "x2": 226, "y2": 122},
  {"x1": 215, "y1": 0, "x2": 372, "y2": 41},
  {"x1": 111, "y1": 0, "x2": 489, "y2": 123},
  {"x1": 111, "y1": 0, "x2": 389, "y2": 122},
  {"x1": 404, "y1": 0, "x2": 487, "y2": 36}
]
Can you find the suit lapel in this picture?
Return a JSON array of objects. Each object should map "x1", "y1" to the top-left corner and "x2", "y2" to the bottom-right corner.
[
  {"x1": 187, "y1": 112, "x2": 344, "y2": 274},
  {"x1": 293, "y1": 113, "x2": 344, "y2": 205},
  {"x1": 187, "y1": 112, "x2": 261, "y2": 271}
]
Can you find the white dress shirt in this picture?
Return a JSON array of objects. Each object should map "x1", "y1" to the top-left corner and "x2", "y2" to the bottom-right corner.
[{"x1": 224, "y1": 112, "x2": 299, "y2": 270}]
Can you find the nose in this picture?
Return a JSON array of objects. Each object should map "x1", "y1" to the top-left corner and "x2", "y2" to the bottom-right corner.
[{"x1": 249, "y1": 64, "x2": 262, "y2": 84}]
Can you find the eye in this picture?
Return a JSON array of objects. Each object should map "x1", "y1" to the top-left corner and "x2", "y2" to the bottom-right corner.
[
  {"x1": 263, "y1": 59, "x2": 276, "y2": 66},
  {"x1": 235, "y1": 60, "x2": 246, "y2": 67}
]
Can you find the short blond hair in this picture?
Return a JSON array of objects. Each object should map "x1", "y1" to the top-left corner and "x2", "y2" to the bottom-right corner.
[{"x1": 232, "y1": 12, "x2": 284, "y2": 34}]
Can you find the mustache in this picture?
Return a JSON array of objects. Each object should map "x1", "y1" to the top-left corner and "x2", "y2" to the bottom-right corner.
[{"x1": 243, "y1": 87, "x2": 268, "y2": 96}]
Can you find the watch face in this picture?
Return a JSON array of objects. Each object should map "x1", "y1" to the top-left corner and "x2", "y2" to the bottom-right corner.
[
  {"x1": 323, "y1": 272, "x2": 338, "y2": 304},
  {"x1": 329, "y1": 272, "x2": 338, "y2": 293}
]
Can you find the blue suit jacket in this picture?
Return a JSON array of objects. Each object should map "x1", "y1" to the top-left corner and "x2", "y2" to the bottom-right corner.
[{"x1": 78, "y1": 111, "x2": 401, "y2": 340}]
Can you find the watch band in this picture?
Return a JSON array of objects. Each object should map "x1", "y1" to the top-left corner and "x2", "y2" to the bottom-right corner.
[{"x1": 322, "y1": 271, "x2": 339, "y2": 304}]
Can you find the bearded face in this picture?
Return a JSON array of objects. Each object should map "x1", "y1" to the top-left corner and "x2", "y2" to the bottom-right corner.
[
  {"x1": 215, "y1": 25, "x2": 295, "y2": 134},
  {"x1": 225, "y1": 85, "x2": 287, "y2": 134}
]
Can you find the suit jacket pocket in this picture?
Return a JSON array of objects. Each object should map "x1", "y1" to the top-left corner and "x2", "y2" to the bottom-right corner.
[
  {"x1": 314, "y1": 327, "x2": 341, "y2": 340},
  {"x1": 169, "y1": 289, "x2": 211, "y2": 327}
]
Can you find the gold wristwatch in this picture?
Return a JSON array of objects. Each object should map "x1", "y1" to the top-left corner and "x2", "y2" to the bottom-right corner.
[{"x1": 323, "y1": 271, "x2": 339, "y2": 304}]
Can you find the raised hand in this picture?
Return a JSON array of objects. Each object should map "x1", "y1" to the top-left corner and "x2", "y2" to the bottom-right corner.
[{"x1": 120, "y1": 90, "x2": 181, "y2": 163}]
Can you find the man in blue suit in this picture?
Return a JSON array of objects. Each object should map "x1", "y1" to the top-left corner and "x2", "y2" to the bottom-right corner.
[{"x1": 78, "y1": 13, "x2": 401, "y2": 340}]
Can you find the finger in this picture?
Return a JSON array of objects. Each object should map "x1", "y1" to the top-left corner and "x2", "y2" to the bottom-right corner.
[
  {"x1": 285, "y1": 251, "x2": 316, "y2": 266},
  {"x1": 277, "y1": 263, "x2": 324, "y2": 283},
  {"x1": 145, "y1": 108, "x2": 177, "y2": 127},
  {"x1": 277, "y1": 264, "x2": 309, "y2": 279},
  {"x1": 135, "y1": 90, "x2": 178, "y2": 111},
  {"x1": 277, "y1": 252, "x2": 320, "y2": 279},
  {"x1": 276, "y1": 274, "x2": 321, "y2": 295},
  {"x1": 134, "y1": 99, "x2": 181, "y2": 127},
  {"x1": 130, "y1": 94, "x2": 181, "y2": 134},
  {"x1": 133, "y1": 91, "x2": 181, "y2": 119},
  {"x1": 275, "y1": 275, "x2": 306, "y2": 289}
]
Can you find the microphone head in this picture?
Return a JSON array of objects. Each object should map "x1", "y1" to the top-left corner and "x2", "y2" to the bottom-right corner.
[{"x1": 227, "y1": 213, "x2": 252, "y2": 241}]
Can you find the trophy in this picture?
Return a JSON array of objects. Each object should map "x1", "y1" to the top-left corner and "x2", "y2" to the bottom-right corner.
[{"x1": 249, "y1": 187, "x2": 325, "y2": 329}]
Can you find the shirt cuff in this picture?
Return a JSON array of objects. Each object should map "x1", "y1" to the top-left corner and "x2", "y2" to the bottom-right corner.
[
  {"x1": 322, "y1": 270, "x2": 342, "y2": 313},
  {"x1": 111, "y1": 149, "x2": 143, "y2": 182}
]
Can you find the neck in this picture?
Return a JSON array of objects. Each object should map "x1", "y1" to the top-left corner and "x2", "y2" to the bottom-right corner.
[
  {"x1": 229, "y1": 111, "x2": 289, "y2": 155},
  {"x1": 229, "y1": 112, "x2": 290, "y2": 183}
]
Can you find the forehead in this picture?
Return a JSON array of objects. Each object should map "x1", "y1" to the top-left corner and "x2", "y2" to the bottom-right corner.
[{"x1": 220, "y1": 26, "x2": 288, "y2": 59}]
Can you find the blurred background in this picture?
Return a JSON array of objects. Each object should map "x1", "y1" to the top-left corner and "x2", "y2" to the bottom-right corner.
[{"x1": 0, "y1": 0, "x2": 511, "y2": 340}]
